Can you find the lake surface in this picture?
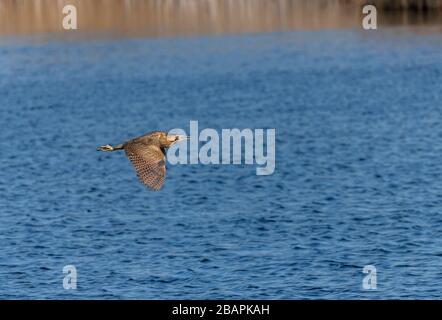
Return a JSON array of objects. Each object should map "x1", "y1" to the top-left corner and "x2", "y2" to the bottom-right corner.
[{"x1": 1, "y1": 29, "x2": 442, "y2": 299}]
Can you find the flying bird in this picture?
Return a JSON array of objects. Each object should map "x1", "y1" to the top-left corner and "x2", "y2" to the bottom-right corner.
[{"x1": 97, "y1": 131, "x2": 187, "y2": 190}]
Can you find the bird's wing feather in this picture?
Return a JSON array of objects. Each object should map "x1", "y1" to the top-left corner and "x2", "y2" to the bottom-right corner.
[{"x1": 124, "y1": 141, "x2": 166, "y2": 190}]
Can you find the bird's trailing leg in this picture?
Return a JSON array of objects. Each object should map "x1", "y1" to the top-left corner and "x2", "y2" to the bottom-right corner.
[{"x1": 97, "y1": 144, "x2": 124, "y2": 152}]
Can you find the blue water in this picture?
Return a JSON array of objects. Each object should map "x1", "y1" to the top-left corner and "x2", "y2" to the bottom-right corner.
[{"x1": 1, "y1": 29, "x2": 442, "y2": 299}]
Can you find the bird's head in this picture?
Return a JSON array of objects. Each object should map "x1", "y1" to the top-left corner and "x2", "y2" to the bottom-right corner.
[{"x1": 161, "y1": 133, "x2": 189, "y2": 147}]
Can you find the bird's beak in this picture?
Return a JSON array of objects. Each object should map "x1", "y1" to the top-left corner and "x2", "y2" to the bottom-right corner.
[
  {"x1": 167, "y1": 135, "x2": 189, "y2": 143},
  {"x1": 177, "y1": 135, "x2": 190, "y2": 141}
]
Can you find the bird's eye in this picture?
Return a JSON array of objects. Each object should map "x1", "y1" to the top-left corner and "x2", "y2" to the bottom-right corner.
[{"x1": 175, "y1": 136, "x2": 179, "y2": 141}]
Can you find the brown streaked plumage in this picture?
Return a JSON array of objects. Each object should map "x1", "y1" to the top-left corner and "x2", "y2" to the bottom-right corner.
[{"x1": 97, "y1": 131, "x2": 186, "y2": 191}]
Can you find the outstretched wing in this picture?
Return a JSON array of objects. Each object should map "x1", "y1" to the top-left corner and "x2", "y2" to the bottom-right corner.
[{"x1": 124, "y1": 141, "x2": 166, "y2": 190}]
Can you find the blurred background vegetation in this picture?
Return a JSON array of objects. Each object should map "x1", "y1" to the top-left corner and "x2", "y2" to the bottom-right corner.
[{"x1": 0, "y1": 0, "x2": 441, "y2": 37}]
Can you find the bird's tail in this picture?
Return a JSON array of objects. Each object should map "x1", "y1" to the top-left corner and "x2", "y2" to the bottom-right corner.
[{"x1": 96, "y1": 144, "x2": 124, "y2": 152}]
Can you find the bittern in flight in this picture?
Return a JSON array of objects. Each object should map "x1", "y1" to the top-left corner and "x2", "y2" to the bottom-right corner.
[{"x1": 97, "y1": 131, "x2": 187, "y2": 190}]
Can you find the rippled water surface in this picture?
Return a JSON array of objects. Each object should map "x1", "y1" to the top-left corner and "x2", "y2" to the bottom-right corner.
[{"x1": 1, "y1": 29, "x2": 442, "y2": 299}]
